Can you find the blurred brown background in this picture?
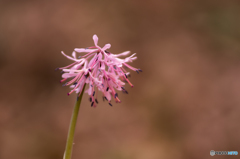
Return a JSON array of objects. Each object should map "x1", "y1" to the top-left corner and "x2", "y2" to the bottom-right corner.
[{"x1": 0, "y1": 0, "x2": 240, "y2": 159}]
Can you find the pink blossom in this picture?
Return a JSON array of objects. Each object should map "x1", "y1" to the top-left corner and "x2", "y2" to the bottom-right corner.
[{"x1": 57, "y1": 34, "x2": 142, "y2": 107}]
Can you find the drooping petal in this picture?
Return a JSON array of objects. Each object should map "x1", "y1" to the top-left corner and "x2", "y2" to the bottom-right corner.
[
  {"x1": 61, "y1": 51, "x2": 83, "y2": 62},
  {"x1": 61, "y1": 51, "x2": 76, "y2": 61}
]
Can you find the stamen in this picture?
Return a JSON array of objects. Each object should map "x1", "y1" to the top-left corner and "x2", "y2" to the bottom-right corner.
[
  {"x1": 93, "y1": 91, "x2": 95, "y2": 96},
  {"x1": 60, "y1": 78, "x2": 67, "y2": 83},
  {"x1": 55, "y1": 68, "x2": 59, "y2": 71},
  {"x1": 109, "y1": 103, "x2": 112, "y2": 106},
  {"x1": 91, "y1": 102, "x2": 94, "y2": 107},
  {"x1": 106, "y1": 87, "x2": 109, "y2": 91},
  {"x1": 116, "y1": 97, "x2": 121, "y2": 103},
  {"x1": 95, "y1": 99, "x2": 98, "y2": 104},
  {"x1": 138, "y1": 69, "x2": 142, "y2": 72},
  {"x1": 122, "y1": 90, "x2": 128, "y2": 94},
  {"x1": 114, "y1": 93, "x2": 118, "y2": 98},
  {"x1": 89, "y1": 97, "x2": 92, "y2": 102}
]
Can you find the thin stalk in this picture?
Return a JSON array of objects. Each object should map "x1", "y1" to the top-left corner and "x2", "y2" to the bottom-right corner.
[{"x1": 64, "y1": 84, "x2": 86, "y2": 159}]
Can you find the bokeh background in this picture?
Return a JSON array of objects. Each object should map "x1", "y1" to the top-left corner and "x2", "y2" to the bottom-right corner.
[{"x1": 0, "y1": 0, "x2": 240, "y2": 159}]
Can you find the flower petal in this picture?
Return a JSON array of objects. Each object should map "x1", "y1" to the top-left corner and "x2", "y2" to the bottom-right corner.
[
  {"x1": 93, "y1": 34, "x2": 98, "y2": 46},
  {"x1": 102, "y1": 44, "x2": 111, "y2": 50},
  {"x1": 74, "y1": 48, "x2": 98, "y2": 53},
  {"x1": 62, "y1": 73, "x2": 77, "y2": 78},
  {"x1": 61, "y1": 51, "x2": 76, "y2": 61},
  {"x1": 72, "y1": 51, "x2": 76, "y2": 59},
  {"x1": 113, "y1": 51, "x2": 130, "y2": 57}
]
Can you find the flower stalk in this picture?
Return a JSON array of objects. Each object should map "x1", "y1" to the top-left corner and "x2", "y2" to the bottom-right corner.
[{"x1": 63, "y1": 84, "x2": 86, "y2": 159}]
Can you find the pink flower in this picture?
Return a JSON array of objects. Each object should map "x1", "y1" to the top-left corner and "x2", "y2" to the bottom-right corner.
[{"x1": 57, "y1": 34, "x2": 142, "y2": 107}]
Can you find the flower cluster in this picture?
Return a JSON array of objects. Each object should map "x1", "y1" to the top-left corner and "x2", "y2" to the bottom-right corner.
[{"x1": 57, "y1": 35, "x2": 142, "y2": 107}]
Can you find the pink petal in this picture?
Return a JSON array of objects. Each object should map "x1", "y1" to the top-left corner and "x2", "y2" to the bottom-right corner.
[
  {"x1": 86, "y1": 85, "x2": 92, "y2": 95},
  {"x1": 74, "y1": 48, "x2": 97, "y2": 53},
  {"x1": 61, "y1": 51, "x2": 76, "y2": 61},
  {"x1": 72, "y1": 51, "x2": 76, "y2": 59},
  {"x1": 62, "y1": 73, "x2": 77, "y2": 78},
  {"x1": 114, "y1": 51, "x2": 130, "y2": 57},
  {"x1": 102, "y1": 44, "x2": 111, "y2": 50},
  {"x1": 93, "y1": 34, "x2": 98, "y2": 46}
]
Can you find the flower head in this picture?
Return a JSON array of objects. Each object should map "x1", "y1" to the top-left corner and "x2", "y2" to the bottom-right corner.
[{"x1": 57, "y1": 34, "x2": 142, "y2": 107}]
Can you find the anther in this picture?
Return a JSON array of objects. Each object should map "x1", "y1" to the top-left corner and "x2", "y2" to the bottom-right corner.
[
  {"x1": 73, "y1": 82, "x2": 77, "y2": 85},
  {"x1": 124, "y1": 74, "x2": 128, "y2": 78},
  {"x1": 55, "y1": 68, "x2": 59, "y2": 71},
  {"x1": 105, "y1": 50, "x2": 110, "y2": 54},
  {"x1": 93, "y1": 91, "x2": 95, "y2": 96},
  {"x1": 91, "y1": 85, "x2": 93, "y2": 87},
  {"x1": 113, "y1": 66, "x2": 116, "y2": 69},
  {"x1": 138, "y1": 69, "x2": 142, "y2": 72},
  {"x1": 109, "y1": 103, "x2": 112, "y2": 106},
  {"x1": 91, "y1": 102, "x2": 94, "y2": 107},
  {"x1": 121, "y1": 87, "x2": 125, "y2": 90},
  {"x1": 114, "y1": 93, "x2": 118, "y2": 98},
  {"x1": 106, "y1": 87, "x2": 109, "y2": 91},
  {"x1": 89, "y1": 97, "x2": 92, "y2": 102},
  {"x1": 88, "y1": 69, "x2": 92, "y2": 72},
  {"x1": 95, "y1": 99, "x2": 98, "y2": 104},
  {"x1": 67, "y1": 93, "x2": 70, "y2": 96},
  {"x1": 60, "y1": 71, "x2": 64, "y2": 74},
  {"x1": 78, "y1": 56, "x2": 81, "y2": 58},
  {"x1": 136, "y1": 70, "x2": 139, "y2": 74}
]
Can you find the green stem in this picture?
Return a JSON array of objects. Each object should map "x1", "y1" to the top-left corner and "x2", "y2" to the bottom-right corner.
[{"x1": 64, "y1": 84, "x2": 86, "y2": 159}]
